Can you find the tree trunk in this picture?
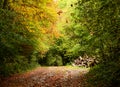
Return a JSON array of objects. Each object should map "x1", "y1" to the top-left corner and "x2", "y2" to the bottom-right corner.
[{"x1": 2, "y1": 0, "x2": 8, "y2": 9}]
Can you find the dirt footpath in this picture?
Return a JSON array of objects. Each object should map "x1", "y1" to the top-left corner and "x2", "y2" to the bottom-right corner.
[{"x1": 0, "y1": 66, "x2": 89, "y2": 87}]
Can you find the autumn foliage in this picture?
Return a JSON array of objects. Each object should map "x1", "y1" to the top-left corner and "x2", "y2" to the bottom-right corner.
[{"x1": 0, "y1": 0, "x2": 61, "y2": 76}]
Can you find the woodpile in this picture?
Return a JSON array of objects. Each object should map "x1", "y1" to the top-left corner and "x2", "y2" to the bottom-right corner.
[{"x1": 72, "y1": 56, "x2": 98, "y2": 68}]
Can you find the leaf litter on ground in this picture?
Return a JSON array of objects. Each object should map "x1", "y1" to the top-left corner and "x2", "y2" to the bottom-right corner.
[{"x1": 0, "y1": 66, "x2": 89, "y2": 87}]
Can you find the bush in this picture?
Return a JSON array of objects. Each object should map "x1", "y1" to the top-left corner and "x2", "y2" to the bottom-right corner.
[
  {"x1": 45, "y1": 53, "x2": 63, "y2": 66},
  {"x1": 87, "y1": 61, "x2": 120, "y2": 87},
  {"x1": 0, "y1": 55, "x2": 38, "y2": 76}
]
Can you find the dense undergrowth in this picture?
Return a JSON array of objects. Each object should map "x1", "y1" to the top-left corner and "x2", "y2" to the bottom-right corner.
[{"x1": 87, "y1": 62, "x2": 120, "y2": 87}]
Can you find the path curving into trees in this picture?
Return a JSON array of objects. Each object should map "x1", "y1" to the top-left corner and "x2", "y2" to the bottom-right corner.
[{"x1": 0, "y1": 67, "x2": 89, "y2": 87}]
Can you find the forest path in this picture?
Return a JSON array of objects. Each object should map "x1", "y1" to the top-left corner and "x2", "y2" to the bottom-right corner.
[{"x1": 0, "y1": 66, "x2": 89, "y2": 87}]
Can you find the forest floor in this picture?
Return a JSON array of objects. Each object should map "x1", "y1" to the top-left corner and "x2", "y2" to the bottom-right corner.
[{"x1": 0, "y1": 66, "x2": 89, "y2": 87}]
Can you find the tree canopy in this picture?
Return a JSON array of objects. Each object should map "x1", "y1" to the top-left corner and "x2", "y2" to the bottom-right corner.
[{"x1": 0, "y1": 0, "x2": 60, "y2": 75}]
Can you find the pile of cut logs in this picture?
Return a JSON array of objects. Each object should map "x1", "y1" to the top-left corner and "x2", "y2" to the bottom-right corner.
[{"x1": 72, "y1": 56, "x2": 98, "y2": 67}]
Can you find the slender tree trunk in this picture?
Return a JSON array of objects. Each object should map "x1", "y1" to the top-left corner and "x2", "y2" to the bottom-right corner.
[{"x1": 2, "y1": 0, "x2": 8, "y2": 9}]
